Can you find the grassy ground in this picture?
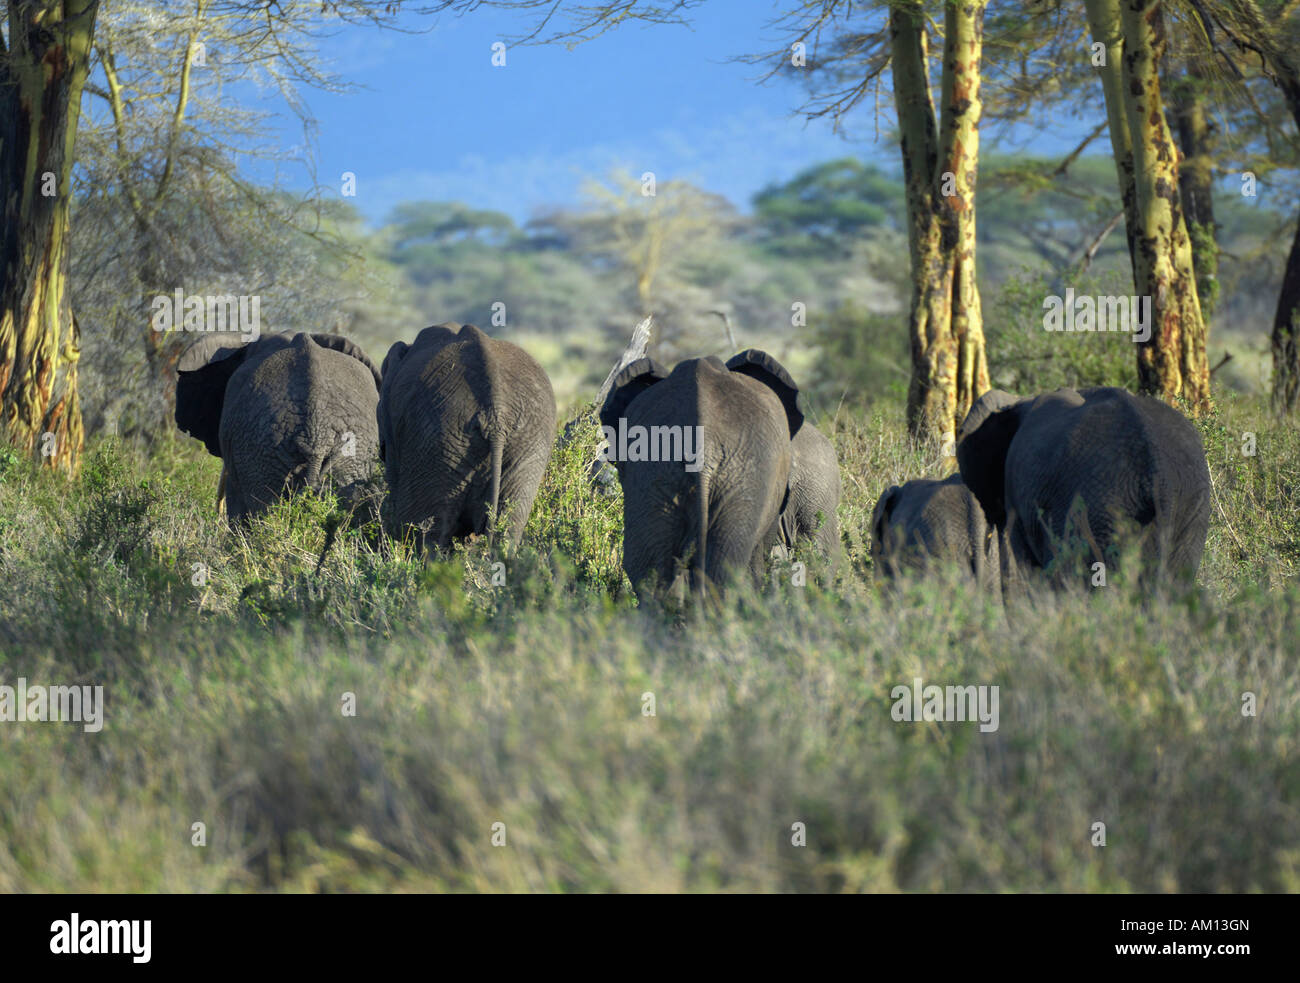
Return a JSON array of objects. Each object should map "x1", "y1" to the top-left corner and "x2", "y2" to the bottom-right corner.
[{"x1": 0, "y1": 391, "x2": 1298, "y2": 892}]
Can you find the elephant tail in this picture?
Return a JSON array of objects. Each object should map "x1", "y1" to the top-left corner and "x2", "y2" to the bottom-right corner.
[
  {"x1": 691, "y1": 468, "x2": 709, "y2": 602},
  {"x1": 216, "y1": 462, "x2": 228, "y2": 516},
  {"x1": 286, "y1": 456, "x2": 323, "y2": 495},
  {"x1": 487, "y1": 428, "x2": 505, "y2": 546}
]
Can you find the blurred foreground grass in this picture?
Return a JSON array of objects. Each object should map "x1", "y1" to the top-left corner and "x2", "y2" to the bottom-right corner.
[{"x1": 0, "y1": 391, "x2": 1297, "y2": 892}]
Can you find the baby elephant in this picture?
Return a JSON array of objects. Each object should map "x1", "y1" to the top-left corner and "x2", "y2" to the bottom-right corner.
[
  {"x1": 726, "y1": 349, "x2": 840, "y2": 562},
  {"x1": 871, "y1": 474, "x2": 1000, "y2": 593},
  {"x1": 378, "y1": 323, "x2": 556, "y2": 551}
]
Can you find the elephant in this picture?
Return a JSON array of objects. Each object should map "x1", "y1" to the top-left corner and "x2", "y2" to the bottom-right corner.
[
  {"x1": 175, "y1": 331, "x2": 382, "y2": 523},
  {"x1": 377, "y1": 322, "x2": 556, "y2": 551},
  {"x1": 726, "y1": 350, "x2": 841, "y2": 560},
  {"x1": 599, "y1": 350, "x2": 804, "y2": 600},
  {"x1": 870, "y1": 473, "x2": 1000, "y2": 594},
  {"x1": 956, "y1": 386, "x2": 1211, "y2": 587}
]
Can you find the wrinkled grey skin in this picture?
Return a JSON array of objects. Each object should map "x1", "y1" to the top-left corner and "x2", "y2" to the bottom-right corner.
[
  {"x1": 725, "y1": 350, "x2": 840, "y2": 560},
  {"x1": 871, "y1": 473, "x2": 999, "y2": 594},
  {"x1": 378, "y1": 323, "x2": 556, "y2": 551},
  {"x1": 599, "y1": 352, "x2": 804, "y2": 601},
  {"x1": 956, "y1": 386, "x2": 1211, "y2": 586},
  {"x1": 175, "y1": 332, "x2": 382, "y2": 523},
  {"x1": 779, "y1": 420, "x2": 842, "y2": 558}
]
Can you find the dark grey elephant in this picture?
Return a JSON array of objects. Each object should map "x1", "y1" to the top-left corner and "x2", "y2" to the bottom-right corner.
[
  {"x1": 175, "y1": 331, "x2": 381, "y2": 523},
  {"x1": 599, "y1": 351, "x2": 804, "y2": 600},
  {"x1": 378, "y1": 323, "x2": 556, "y2": 551},
  {"x1": 871, "y1": 473, "x2": 1000, "y2": 593},
  {"x1": 726, "y1": 350, "x2": 841, "y2": 560},
  {"x1": 956, "y1": 386, "x2": 1211, "y2": 586}
]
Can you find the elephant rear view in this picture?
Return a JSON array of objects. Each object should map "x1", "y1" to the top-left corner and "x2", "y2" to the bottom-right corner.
[
  {"x1": 957, "y1": 386, "x2": 1211, "y2": 587},
  {"x1": 378, "y1": 323, "x2": 556, "y2": 551},
  {"x1": 871, "y1": 474, "x2": 999, "y2": 594},
  {"x1": 175, "y1": 332, "x2": 382, "y2": 523},
  {"x1": 726, "y1": 349, "x2": 841, "y2": 561},
  {"x1": 600, "y1": 352, "x2": 804, "y2": 600}
]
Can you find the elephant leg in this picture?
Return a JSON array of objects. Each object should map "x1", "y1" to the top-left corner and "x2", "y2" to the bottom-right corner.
[
  {"x1": 1003, "y1": 520, "x2": 1033, "y2": 602},
  {"x1": 753, "y1": 514, "x2": 786, "y2": 582},
  {"x1": 817, "y1": 513, "x2": 841, "y2": 565},
  {"x1": 623, "y1": 519, "x2": 679, "y2": 601},
  {"x1": 230, "y1": 448, "x2": 290, "y2": 522},
  {"x1": 496, "y1": 446, "x2": 550, "y2": 548},
  {"x1": 706, "y1": 507, "x2": 772, "y2": 591},
  {"x1": 433, "y1": 505, "x2": 470, "y2": 551},
  {"x1": 985, "y1": 531, "x2": 1003, "y2": 602},
  {"x1": 1165, "y1": 496, "x2": 1210, "y2": 585}
]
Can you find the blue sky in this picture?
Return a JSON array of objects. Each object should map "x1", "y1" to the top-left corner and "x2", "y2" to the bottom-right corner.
[{"x1": 253, "y1": 1, "x2": 1093, "y2": 227}]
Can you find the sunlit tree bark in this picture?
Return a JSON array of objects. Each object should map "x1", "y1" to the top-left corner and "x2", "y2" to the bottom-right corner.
[
  {"x1": 1121, "y1": 0, "x2": 1210, "y2": 411},
  {"x1": 1084, "y1": 0, "x2": 1139, "y2": 273},
  {"x1": 0, "y1": 0, "x2": 100, "y2": 472},
  {"x1": 1169, "y1": 71, "x2": 1219, "y2": 319},
  {"x1": 1086, "y1": 0, "x2": 1210, "y2": 413},
  {"x1": 891, "y1": 0, "x2": 989, "y2": 443}
]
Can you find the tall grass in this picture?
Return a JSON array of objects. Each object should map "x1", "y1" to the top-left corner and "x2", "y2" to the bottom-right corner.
[{"x1": 0, "y1": 393, "x2": 1297, "y2": 892}]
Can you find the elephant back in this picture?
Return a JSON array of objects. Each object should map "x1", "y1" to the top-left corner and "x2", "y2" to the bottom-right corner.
[
  {"x1": 872, "y1": 474, "x2": 987, "y2": 580},
  {"x1": 308, "y1": 333, "x2": 382, "y2": 392},
  {"x1": 621, "y1": 357, "x2": 791, "y2": 492},
  {"x1": 237, "y1": 333, "x2": 380, "y2": 412},
  {"x1": 384, "y1": 323, "x2": 554, "y2": 429},
  {"x1": 1002, "y1": 387, "x2": 1211, "y2": 581}
]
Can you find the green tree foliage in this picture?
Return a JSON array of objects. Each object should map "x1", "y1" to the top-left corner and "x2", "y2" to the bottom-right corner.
[{"x1": 752, "y1": 157, "x2": 902, "y2": 257}]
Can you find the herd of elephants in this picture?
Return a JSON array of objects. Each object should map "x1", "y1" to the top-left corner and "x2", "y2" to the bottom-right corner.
[{"x1": 173, "y1": 323, "x2": 1214, "y2": 601}]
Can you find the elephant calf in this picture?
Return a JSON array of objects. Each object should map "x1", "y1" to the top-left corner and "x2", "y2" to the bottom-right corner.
[
  {"x1": 600, "y1": 350, "x2": 805, "y2": 600},
  {"x1": 378, "y1": 323, "x2": 556, "y2": 551},
  {"x1": 957, "y1": 386, "x2": 1211, "y2": 587},
  {"x1": 871, "y1": 474, "x2": 999, "y2": 593},
  {"x1": 726, "y1": 350, "x2": 841, "y2": 561},
  {"x1": 175, "y1": 332, "x2": 382, "y2": 523}
]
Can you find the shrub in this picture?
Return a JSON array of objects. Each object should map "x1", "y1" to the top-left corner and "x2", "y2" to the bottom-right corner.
[{"x1": 984, "y1": 269, "x2": 1140, "y2": 393}]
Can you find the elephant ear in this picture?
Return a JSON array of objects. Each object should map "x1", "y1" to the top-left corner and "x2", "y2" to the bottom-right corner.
[
  {"x1": 599, "y1": 357, "x2": 669, "y2": 431},
  {"x1": 956, "y1": 390, "x2": 1023, "y2": 529},
  {"x1": 175, "y1": 333, "x2": 253, "y2": 457},
  {"x1": 725, "y1": 348, "x2": 806, "y2": 439},
  {"x1": 377, "y1": 340, "x2": 412, "y2": 462},
  {"x1": 871, "y1": 485, "x2": 902, "y2": 553},
  {"x1": 380, "y1": 340, "x2": 410, "y2": 387},
  {"x1": 310, "y1": 333, "x2": 382, "y2": 392}
]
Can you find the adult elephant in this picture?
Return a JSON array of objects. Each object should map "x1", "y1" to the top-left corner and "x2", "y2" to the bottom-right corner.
[
  {"x1": 599, "y1": 351, "x2": 804, "y2": 600},
  {"x1": 175, "y1": 332, "x2": 382, "y2": 523},
  {"x1": 378, "y1": 323, "x2": 556, "y2": 551},
  {"x1": 870, "y1": 474, "x2": 999, "y2": 594},
  {"x1": 956, "y1": 386, "x2": 1211, "y2": 586},
  {"x1": 726, "y1": 349, "x2": 841, "y2": 560}
]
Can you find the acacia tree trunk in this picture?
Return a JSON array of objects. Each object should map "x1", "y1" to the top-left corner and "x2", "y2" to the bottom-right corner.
[
  {"x1": 891, "y1": 0, "x2": 989, "y2": 443},
  {"x1": 1250, "y1": 37, "x2": 1300, "y2": 414},
  {"x1": 1085, "y1": 0, "x2": 1139, "y2": 273},
  {"x1": 1274, "y1": 219, "x2": 1300, "y2": 414},
  {"x1": 1202, "y1": 1, "x2": 1300, "y2": 412},
  {"x1": 1088, "y1": 0, "x2": 1210, "y2": 412},
  {"x1": 1269, "y1": 49, "x2": 1300, "y2": 415},
  {"x1": 1271, "y1": 103, "x2": 1300, "y2": 415},
  {"x1": 0, "y1": 0, "x2": 99, "y2": 472},
  {"x1": 1120, "y1": 0, "x2": 1210, "y2": 412},
  {"x1": 1170, "y1": 72, "x2": 1219, "y2": 319}
]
